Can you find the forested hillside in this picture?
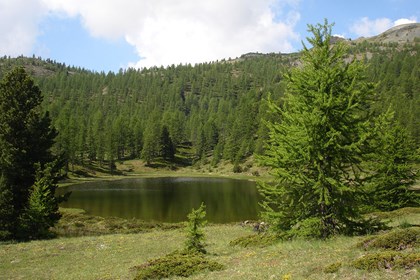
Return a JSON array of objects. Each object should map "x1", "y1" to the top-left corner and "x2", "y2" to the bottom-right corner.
[{"x1": 0, "y1": 37, "x2": 418, "y2": 172}]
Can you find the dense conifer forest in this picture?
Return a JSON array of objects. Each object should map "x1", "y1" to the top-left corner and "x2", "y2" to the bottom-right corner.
[
  {"x1": 0, "y1": 39, "x2": 418, "y2": 172},
  {"x1": 1, "y1": 22, "x2": 419, "y2": 279}
]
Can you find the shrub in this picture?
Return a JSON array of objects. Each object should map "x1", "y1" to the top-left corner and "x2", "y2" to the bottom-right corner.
[
  {"x1": 367, "y1": 207, "x2": 420, "y2": 220},
  {"x1": 133, "y1": 251, "x2": 224, "y2": 280},
  {"x1": 230, "y1": 233, "x2": 278, "y2": 248},
  {"x1": 359, "y1": 228, "x2": 420, "y2": 250},
  {"x1": 323, "y1": 262, "x2": 342, "y2": 273},
  {"x1": 352, "y1": 251, "x2": 420, "y2": 271},
  {"x1": 233, "y1": 164, "x2": 242, "y2": 173},
  {"x1": 398, "y1": 220, "x2": 412, "y2": 229}
]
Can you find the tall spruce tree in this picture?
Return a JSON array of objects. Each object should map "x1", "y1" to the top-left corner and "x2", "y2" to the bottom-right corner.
[
  {"x1": 258, "y1": 20, "x2": 376, "y2": 238},
  {"x1": 0, "y1": 67, "x2": 60, "y2": 240}
]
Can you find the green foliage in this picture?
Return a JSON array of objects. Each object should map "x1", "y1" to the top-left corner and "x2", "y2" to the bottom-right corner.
[
  {"x1": 232, "y1": 164, "x2": 242, "y2": 173},
  {"x1": 258, "y1": 20, "x2": 377, "y2": 238},
  {"x1": 398, "y1": 220, "x2": 412, "y2": 229},
  {"x1": 0, "y1": 67, "x2": 60, "y2": 240},
  {"x1": 323, "y1": 262, "x2": 342, "y2": 273},
  {"x1": 367, "y1": 44, "x2": 420, "y2": 145},
  {"x1": 358, "y1": 228, "x2": 420, "y2": 250},
  {"x1": 133, "y1": 251, "x2": 224, "y2": 280},
  {"x1": 288, "y1": 217, "x2": 324, "y2": 239},
  {"x1": 0, "y1": 174, "x2": 14, "y2": 240},
  {"x1": 18, "y1": 163, "x2": 62, "y2": 240},
  {"x1": 229, "y1": 233, "x2": 279, "y2": 247},
  {"x1": 351, "y1": 251, "x2": 420, "y2": 271},
  {"x1": 160, "y1": 126, "x2": 175, "y2": 161},
  {"x1": 1, "y1": 37, "x2": 419, "y2": 169},
  {"x1": 185, "y1": 202, "x2": 207, "y2": 254},
  {"x1": 141, "y1": 113, "x2": 162, "y2": 165},
  {"x1": 368, "y1": 110, "x2": 419, "y2": 211},
  {"x1": 368, "y1": 207, "x2": 420, "y2": 220}
]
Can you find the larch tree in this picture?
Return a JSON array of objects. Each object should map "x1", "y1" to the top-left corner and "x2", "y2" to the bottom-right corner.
[
  {"x1": 368, "y1": 110, "x2": 419, "y2": 211},
  {"x1": 160, "y1": 125, "x2": 175, "y2": 161},
  {"x1": 258, "y1": 21, "x2": 377, "y2": 238}
]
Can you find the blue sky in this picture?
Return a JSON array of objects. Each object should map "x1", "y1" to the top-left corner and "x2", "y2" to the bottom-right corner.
[
  {"x1": 0, "y1": 0, "x2": 418, "y2": 72},
  {"x1": 35, "y1": 16, "x2": 138, "y2": 72}
]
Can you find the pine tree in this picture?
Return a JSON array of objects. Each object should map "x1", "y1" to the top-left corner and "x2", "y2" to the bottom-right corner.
[
  {"x1": 0, "y1": 67, "x2": 60, "y2": 240},
  {"x1": 258, "y1": 20, "x2": 376, "y2": 238}
]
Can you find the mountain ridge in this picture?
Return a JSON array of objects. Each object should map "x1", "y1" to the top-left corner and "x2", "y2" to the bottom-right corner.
[
  {"x1": 1, "y1": 23, "x2": 419, "y2": 76},
  {"x1": 355, "y1": 23, "x2": 420, "y2": 44}
]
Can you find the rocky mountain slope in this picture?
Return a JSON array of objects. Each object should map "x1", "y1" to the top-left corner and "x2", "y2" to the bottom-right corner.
[{"x1": 357, "y1": 23, "x2": 420, "y2": 44}]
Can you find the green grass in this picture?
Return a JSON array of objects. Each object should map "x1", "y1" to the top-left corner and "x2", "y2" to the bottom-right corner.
[
  {"x1": 52, "y1": 208, "x2": 183, "y2": 237},
  {"x1": 1, "y1": 208, "x2": 419, "y2": 280}
]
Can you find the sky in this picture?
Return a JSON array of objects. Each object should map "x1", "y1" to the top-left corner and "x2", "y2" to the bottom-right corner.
[{"x1": 0, "y1": 0, "x2": 419, "y2": 72}]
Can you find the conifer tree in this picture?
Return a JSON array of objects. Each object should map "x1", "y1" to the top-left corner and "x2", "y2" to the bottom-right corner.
[
  {"x1": 258, "y1": 20, "x2": 376, "y2": 238},
  {"x1": 141, "y1": 113, "x2": 162, "y2": 165},
  {"x1": 18, "y1": 163, "x2": 63, "y2": 239},
  {"x1": 0, "y1": 174, "x2": 14, "y2": 239},
  {"x1": 160, "y1": 126, "x2": 175, "y2": 161},
  {"x1": 0, "y1": 67, "x2": 60, "y2": 240},
  {"x1": 185, "y1": 202, "x2": 207, "y2": 254},
  {"x1": 368, "y1": 110, "x2": 419, "y2": 211}
]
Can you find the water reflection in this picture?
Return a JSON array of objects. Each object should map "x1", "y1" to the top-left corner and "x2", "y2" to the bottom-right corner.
[{"x1": 58, "y1": 177, "x2": 260, "y2": 223}]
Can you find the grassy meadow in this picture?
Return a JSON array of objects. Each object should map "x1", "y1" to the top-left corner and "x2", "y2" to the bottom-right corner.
[{"x1": 1, "y1": 207, "x2": 419, "y2": 280}]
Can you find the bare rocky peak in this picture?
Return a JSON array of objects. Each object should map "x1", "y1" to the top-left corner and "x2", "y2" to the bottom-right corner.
[{"x1": 357, "y1": 23, "x2": 420, "y2": 44}]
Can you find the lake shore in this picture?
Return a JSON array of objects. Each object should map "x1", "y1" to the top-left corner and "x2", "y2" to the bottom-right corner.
[{"x1": 58, "y1": 158, "x2": 272, "y2": 188}]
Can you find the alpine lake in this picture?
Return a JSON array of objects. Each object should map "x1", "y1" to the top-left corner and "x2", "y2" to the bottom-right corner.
[{"x1": 57, "y1": 177, "x2": 261, "y2": 223}]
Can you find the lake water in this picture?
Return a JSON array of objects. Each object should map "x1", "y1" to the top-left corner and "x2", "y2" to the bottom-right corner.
[{"x1": 57, "y1": 177, "x2": 260, "y2": 223}]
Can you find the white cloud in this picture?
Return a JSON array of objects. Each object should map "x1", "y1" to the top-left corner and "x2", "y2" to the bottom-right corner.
[
  {"x1": 0, "y1": 0, "x2": 48, "y2": 56},
  {"x1": 350, "y1": 16, "x2": 418, "y2": 38},
  {"x1": 40, "y1": 0, "x2": 300, "y2": 68},
  {"x1": 350, "y1": 17, "x2": 393, "y2": 37},
  {"x1": 128, "y1": 2, "x2": 299, "y2": 67},
  {"x1": 394, "y1": 17, "x2": 417, "y2": 26}
]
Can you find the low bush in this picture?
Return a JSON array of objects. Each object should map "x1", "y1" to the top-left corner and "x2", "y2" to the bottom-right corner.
[
  {"x1": 133, "y1": 251, "x2": 224, "y2": 279},
  {"x1": 232, "y1": 164, "x2": 242, "y2": 173},
  {"x1": 323, "y1": 262, "x2": 342, "y2": 273},
  {"x1": 367, "y1": 207, "x2": 420, "y2": 220},
  {"x1": 352, "y1": 251, "x2": 420, "y2": 271},
  {"x1": 230, "y1": 233, "x2": 278, "y2": 247},
  {"x1": 358, "y1": 228, "x2": 420, "y2": 250}
]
